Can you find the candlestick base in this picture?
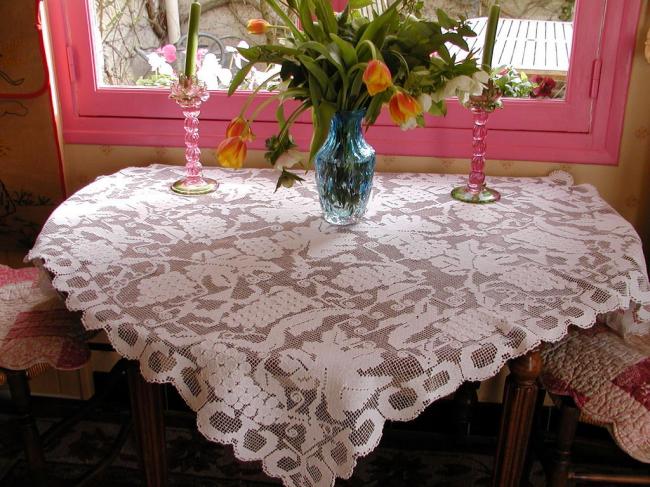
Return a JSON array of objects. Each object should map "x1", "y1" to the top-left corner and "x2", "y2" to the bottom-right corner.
[
  {"x1": 451, "y1": 185, "x2": 501, "y2": 204},
  {"x1": 171, "y1": 176, "x2": 218, "y2": 195}
]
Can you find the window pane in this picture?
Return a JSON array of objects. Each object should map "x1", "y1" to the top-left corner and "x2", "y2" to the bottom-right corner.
[
  {"x1": 438, "y1": 0, "x2": 575, "y2": 100},
  {"x1": 91, "y1": 0, "x2": 284, "y2": 90},
  {"x1": 91, "y1": 0, "x2": 574, "y2": 99}
]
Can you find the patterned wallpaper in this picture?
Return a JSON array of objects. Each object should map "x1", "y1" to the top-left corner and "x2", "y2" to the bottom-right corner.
[
  {"x1": 0, "y1": 2, "x2": 94, "y2": 398},
  {"x1": 0, "y1": 1, "x2": 63, "y2": 261}
]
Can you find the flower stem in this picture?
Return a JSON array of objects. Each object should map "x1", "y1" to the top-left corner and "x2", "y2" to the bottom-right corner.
[
  {"x1": 277, "y1": 101, "x2": 310, "y2": 141},
  {"x1": 353, "y1": 93, "x2": 369, "y2": 110},
  {"x1": 263, "y1": 0, "x2": 306, "y2": 41},
  {"x1": 240, "y1": 71, "x2": 281, "y2": 117},
  {"x1": 249, "y1": 93, "x2": 281, "y2": 121}
]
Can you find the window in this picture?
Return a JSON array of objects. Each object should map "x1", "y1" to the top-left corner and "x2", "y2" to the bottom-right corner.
[{"x1": 46, "y1": 0, "x2": 641, "y2": 164}]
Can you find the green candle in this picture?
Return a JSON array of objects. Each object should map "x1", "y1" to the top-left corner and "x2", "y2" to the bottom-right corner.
[
  {"x1": 481, "y1": 2, "x2": 500, "y2": 71},
  {"x1": 184, "y1": 2, "x2": 201, "y2": 77}
]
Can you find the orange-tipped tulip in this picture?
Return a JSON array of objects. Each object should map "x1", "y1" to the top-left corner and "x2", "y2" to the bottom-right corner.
[
  {"x1": 247, "y1": 19, "x2": 271, "y2": 35},
  {"x1": 216, "y1": 136, "x2": 247, "y2": 169},
  {"x1": 362, "y1": 60, "x2": 392, "y2": 96},
  {"x1": 226, "y1": 117, "x2": 254, "y2": 142},
  {"x1": 388, "y1": 91, "x2": 422, "y2": 130}
]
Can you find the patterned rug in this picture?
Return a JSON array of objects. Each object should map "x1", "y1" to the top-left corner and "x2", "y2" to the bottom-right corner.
[{"x1": 0, "y1": 415, "x2": 546, "y2": 486}]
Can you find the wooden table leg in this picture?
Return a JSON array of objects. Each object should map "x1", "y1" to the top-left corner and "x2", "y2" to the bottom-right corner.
[
  {"x1": 453, "y1": 381, "x2": 480, "y2": 437},
  {"x1": 548, "y1": 396, "x2": 580, "y2": 487},
  {"x1": 492, "y1": 349, "x2": 543, "y2": 487},
  {"x1": 5, "y1": 369, "x2": 47, "y2": 487},
  {"x1": 126, "y1": 361, "x2": 168, "y2": 487}
]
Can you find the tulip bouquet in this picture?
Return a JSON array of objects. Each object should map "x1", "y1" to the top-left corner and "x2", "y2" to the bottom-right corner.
[{"x1": 215, "y1": 0, "x2": 484, "y2": 188}]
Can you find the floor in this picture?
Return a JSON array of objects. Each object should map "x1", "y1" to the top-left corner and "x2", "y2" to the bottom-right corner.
[
  {"x1": 1, "y1": 381, "x2": 643, "y2": 487},
  {"x1": 0, "y1": 401, "x2": 546, "y2": 486},
  {"x1": 1, "y1": 423, "x2": 527, "y2": 486}
]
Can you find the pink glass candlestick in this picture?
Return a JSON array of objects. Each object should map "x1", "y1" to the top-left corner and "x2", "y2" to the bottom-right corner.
[
  {"x1": 451, "y1": 103, "x2": 501, "y2": 204},
  {"x1": 170, "y1": 75, "x2": 218, "y2": 195}
]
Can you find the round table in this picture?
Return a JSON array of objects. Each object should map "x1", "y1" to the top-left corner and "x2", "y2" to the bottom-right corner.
[{"x1": 28, "y1": 165, "x2": 650, "y2": 487}]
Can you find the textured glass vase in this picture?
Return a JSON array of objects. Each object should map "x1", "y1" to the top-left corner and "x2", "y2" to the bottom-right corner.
[{"x1": 314, "y1": 110, "x2": 376, "y2": 225}]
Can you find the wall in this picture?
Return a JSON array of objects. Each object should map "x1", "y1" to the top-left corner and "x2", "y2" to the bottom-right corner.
[
  {"x1": 0, "y1": 1, "x2": 63, "y2": 263},
  {"x1": 0, "y1": 1, "x2": 92, "y2": 398}
]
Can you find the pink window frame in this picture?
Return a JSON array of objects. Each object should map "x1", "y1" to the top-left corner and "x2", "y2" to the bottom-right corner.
[{"x1": 47, "y1": 0, "x2": 641, "y2": 165}]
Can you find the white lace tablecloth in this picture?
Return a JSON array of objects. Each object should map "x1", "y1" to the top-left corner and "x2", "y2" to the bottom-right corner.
[{"x1": 28, "y1": 165, "x2": 650, "y2": 487}]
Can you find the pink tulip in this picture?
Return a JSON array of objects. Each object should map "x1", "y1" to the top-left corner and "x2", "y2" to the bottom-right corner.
[{"x1": 157, "y1": 44, "x2": 177, "y2": 63}]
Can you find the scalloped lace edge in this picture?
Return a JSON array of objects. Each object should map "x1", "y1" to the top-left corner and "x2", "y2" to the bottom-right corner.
[{"x1": 27, "y1": 252, "x2": 650, "y2": 487}]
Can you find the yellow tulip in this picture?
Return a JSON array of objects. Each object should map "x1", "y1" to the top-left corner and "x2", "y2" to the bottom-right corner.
[
  {"x1": 247, "y1": 19, "x2": 271, "y2": 35},
  {"x1": 362, "y1": 60, "x2": 392, "y2": 96},
  {"x1": 388, "y1": 91, "x2": 422, "y2": 130},
  {"x1": 216, "y1": 136, "x2": 247, "y2": 169},
  {"x1": 226, "y1": 117, "x2": 254, "y2": 142}
]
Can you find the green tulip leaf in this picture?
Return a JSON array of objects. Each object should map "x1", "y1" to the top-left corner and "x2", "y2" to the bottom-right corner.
[
  {"x1": 435, "y1": 9, "x2": 456, "y2": 29},
  {"x1": 309, "y1": 101, "x2": 336, "y2": 163},
  {"x1": 299, "y1": 0, "x2": 326, "y2": 42},
  {"x1": 349, "y1": 0, "x2": 374, "y2": 9},
  {"x1": 264, "y1": 0, "x2": 305, "y2": 41},
  {"x1": 330, "y1": 34, "x2": 358, "y2": 67},
  {"x1": 313, "y1": 0, "x2": 338, "y2": 35},
  {"x1": 228, "y1": 62, "x2": 254, "y2": 96},
  {"x1": 428, "y1": 99, "x2": 447, "y2": 116},
  {"x1": 299, "y1": 55, "x2": 330, "y2": 92}
]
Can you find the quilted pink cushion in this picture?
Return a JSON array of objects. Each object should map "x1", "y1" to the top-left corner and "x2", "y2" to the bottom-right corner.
[
  {"x1": 0, "y1": 264, "x2": 90, "y2": 371},
  {"x1": 542, "y1": 325, "x2": 650, "y2": 463}
]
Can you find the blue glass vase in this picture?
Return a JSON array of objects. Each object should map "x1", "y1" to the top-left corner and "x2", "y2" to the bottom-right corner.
[{"x1": 314, "y1": 110, "x2": 376, "y2": 225}]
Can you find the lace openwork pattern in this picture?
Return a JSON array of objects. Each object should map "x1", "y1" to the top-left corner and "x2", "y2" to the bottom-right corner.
[{"x1": 28, "y1": 165, "x2": 650, "y2": 487}]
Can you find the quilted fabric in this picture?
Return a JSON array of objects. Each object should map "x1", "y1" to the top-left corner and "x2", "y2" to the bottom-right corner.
[
  {"x1": 541, "y1": 325, "x2": 650, "y2": 463},
  {"x1": 0, "y1": 264, "x2": 89, "y2": 371}
]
